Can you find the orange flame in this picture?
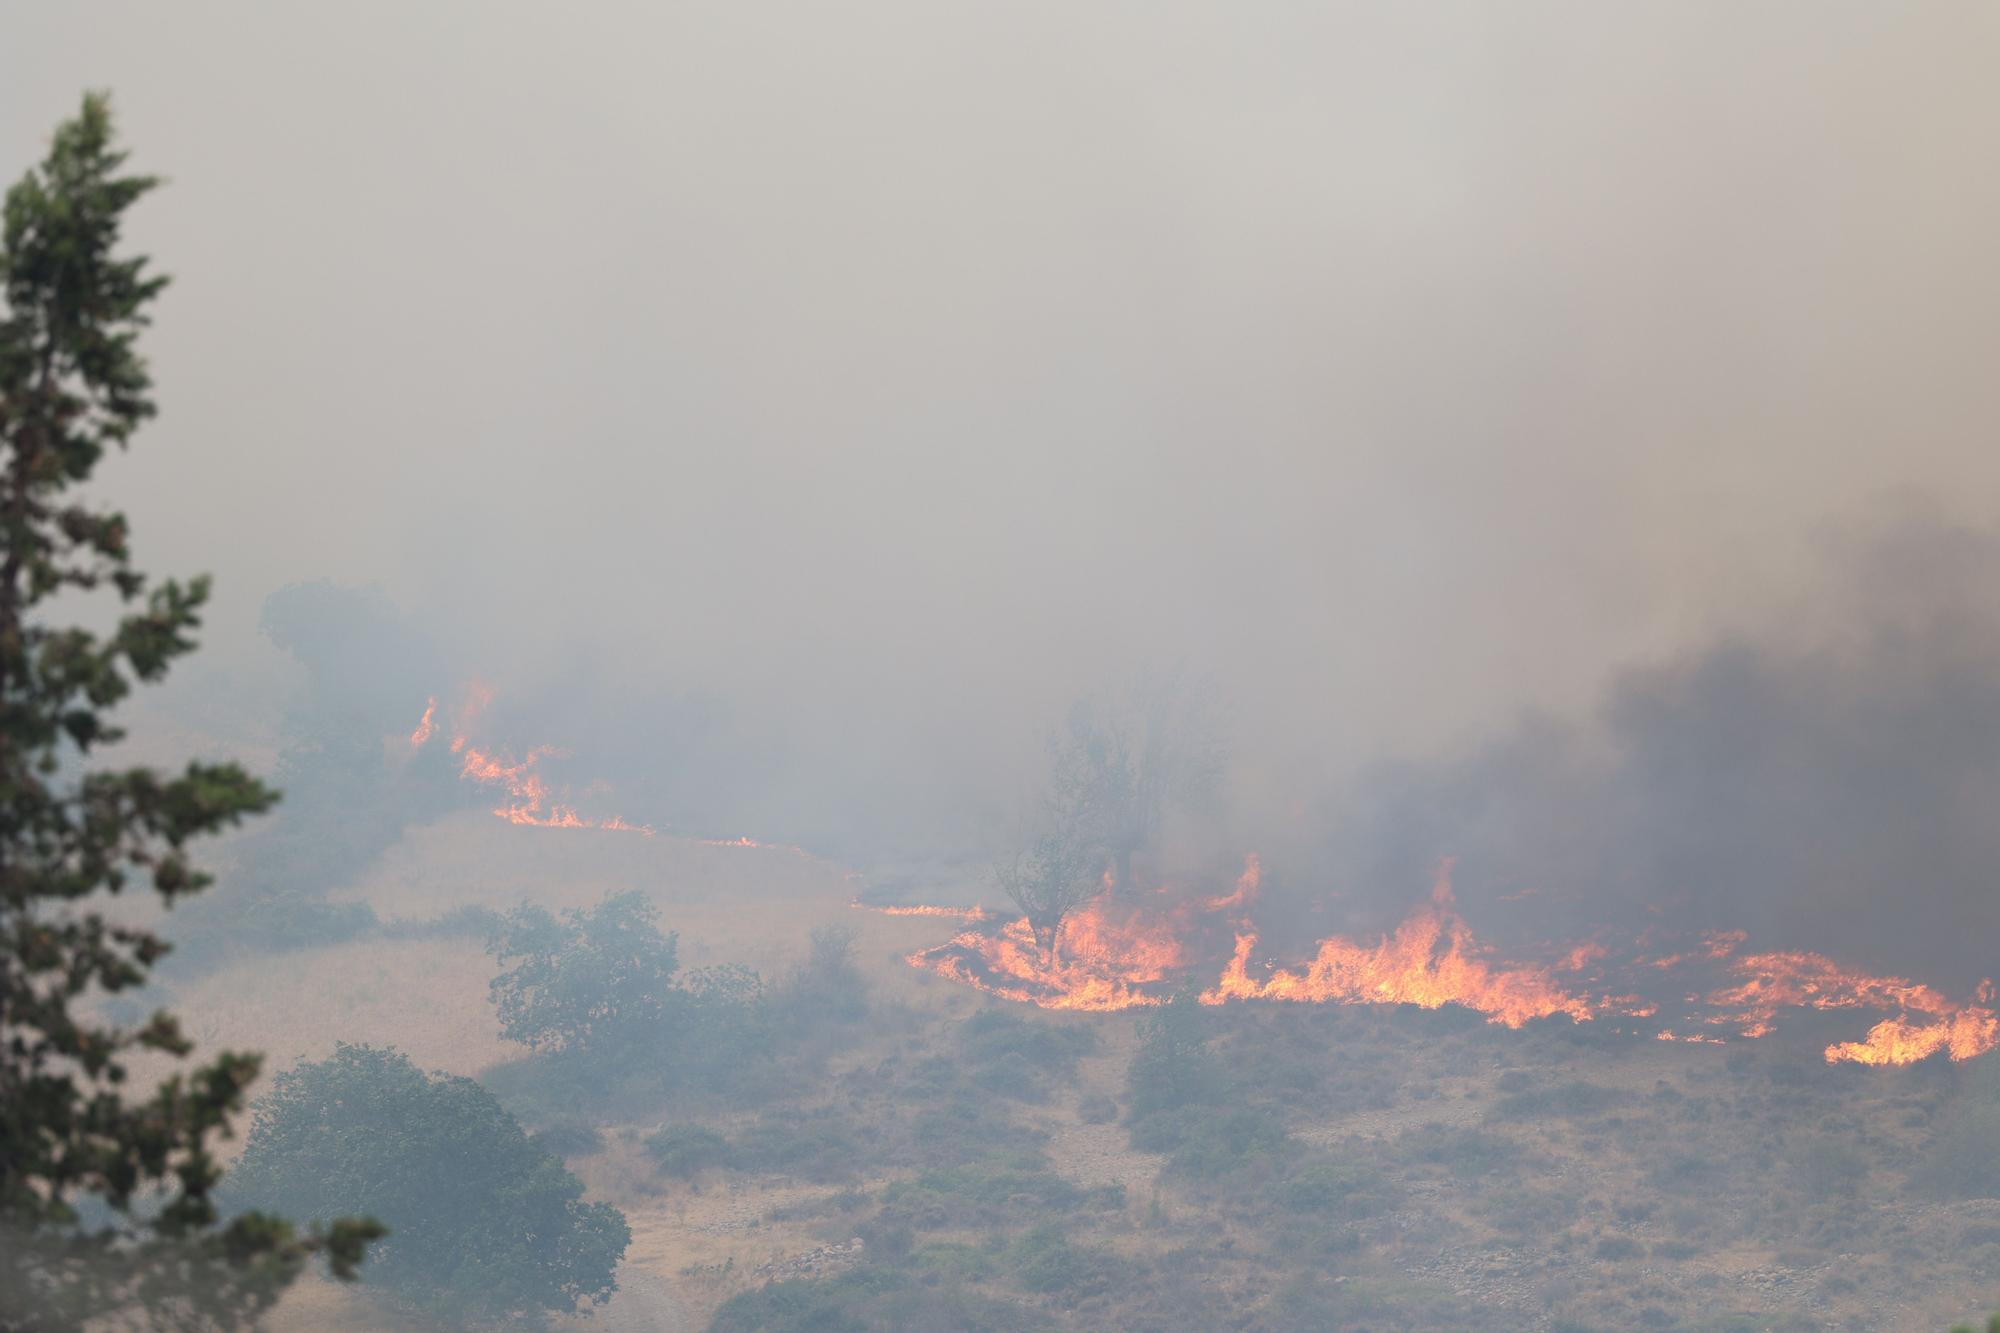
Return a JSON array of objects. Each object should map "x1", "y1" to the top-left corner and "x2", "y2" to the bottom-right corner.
[
  {"x1": 409, "y1": 697, "x2": 437, "y2": 748},
  {"x1": 1703, "y1": 949, "x2": 1998, "y2": 1064},
  {"x1": 412, "y1": 690, "x2": 652, "y2": 835},
  {"x1": 854, "y1": 902, "x2": 991, "y2": 922},
  {"x1": 1202, "y1": 853, "x2": 1262, "y2": 913},
  {"x1": 1198, "y1": 872, "x2": 1595, "y2": 1028},
  {"x1": 907, "y1": 890, "x2": 1196, "y2": 1011},
  {"x1": 1825, "y1": 1009, "x2": 2000, "y2": 1065}
]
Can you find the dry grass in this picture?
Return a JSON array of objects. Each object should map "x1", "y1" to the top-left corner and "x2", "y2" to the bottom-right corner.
[{"x1": 126, "y1": 810, "x2": 2000, "y2": 1331}]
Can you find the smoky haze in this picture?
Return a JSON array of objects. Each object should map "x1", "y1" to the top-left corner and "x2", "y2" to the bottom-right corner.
[{"x1": 5, "y1": 5, "x2": 2000, "y2": 898}]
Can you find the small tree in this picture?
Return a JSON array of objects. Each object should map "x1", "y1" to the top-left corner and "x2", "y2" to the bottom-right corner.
[
  {"x1": 226, "y1": 1045, "x2": 630, "y2": 1322},
  {"x1": 488, "y1": 890, "x2": 682, "y2": 1063},
  {"x1": 1127, "y1": 976, "x2": 1225, "y2": 1117},
  {"x1": 0, "y1": 93, "x2": 378, "y2": 1326},
  {"x1": 487, "y1": 891, "x2": 772, "y2": 1097}
]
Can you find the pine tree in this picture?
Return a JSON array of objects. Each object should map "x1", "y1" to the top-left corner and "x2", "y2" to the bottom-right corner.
[{"x1": 0, "y1": 93, "x2": 380, "y2": 1328}]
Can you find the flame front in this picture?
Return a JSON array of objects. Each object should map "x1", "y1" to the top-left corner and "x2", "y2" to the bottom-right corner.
[
  {"x1": 1198, "y1": 875, "x2": 1595, "y2": 1028},
  {"x1": 1701, "y1": 942, "x2": 1999, "y2": 1064},
  {"x1": 410, "y1": 690, "x2": 652, "y2": 835},
  {"x1": 897, "y1": 855, "x2": 1996, "y2": 1065}
]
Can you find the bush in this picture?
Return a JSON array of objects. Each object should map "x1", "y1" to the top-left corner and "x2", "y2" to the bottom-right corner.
[
  {"x1": 1917, "y1": 1099, "x2": 2000, "y2": 1200},
  {"x1": 731, "y1": 1111, "x2": 879, "y2": 1183},
  {"x1": 1474, "y1": 1186, "x2": 1579, "y2": 1236},
  {"x1": 646, "y1": 1124, "x2": 731, "y2": 1178},
  {"x1": 1130, "y1": 1107, "x2": 1294, "y2": 1182},
  {"x1": 1594, "y1": 1236, "x2": 1644, "y2": 1261},
  {"x1": 774, "y1": 925, "x2": 870, "y2": 1029},
  {"x1": 1008, "y1": 1224, "x2": 1130, "y2": 1297},
  {"x1": 878, "y1": 1167, "x2": 1119, "y2": 1230},
  {"x1": 225, "y1": 1044, "x2": 628, "y2": 1322},
  {"x1": 1789, "y1": 1137, "x2": 1868, "y2": 1199},
  {"x1": 1126, "y1": 981, "x2": 1228, "y2": 1116},
  {"x1": 1397, "y1": 1123, "x2": 1520, "y2": 1175},
  {"x1": 1488, "y1": 1080, "x2": 1627, "y2": 1122},
  {"x1": 1278, "y1": 1157, "x2": 1392, "y2": 1218},
  {"x1": 485, "y1": 893, "x2": 780, "y2": 1103},
  {"x1": 1077, "y1": 1092, "x2": 1119, "y2": 1124},
  {"x1": 709, "y1": 1266, "x2": 1053, "y2": 1332},
  {"x1": 530, "y1": 1113, "x2": 604, "y2": 1158}
]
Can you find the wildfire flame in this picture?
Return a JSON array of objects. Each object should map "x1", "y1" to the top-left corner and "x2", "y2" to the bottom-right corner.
[
  {"x1": 853, "y1": 902, "x2": 991, "y2": 922},
  {"x1": 409, "y1": 697, "x2": 437, "y2": 748},
  {"x1": 895, "y1": 855, "x2": 1996, "y2": 1066},
  {"x1": 1198, "y1": 871, "x2": 1596, "y2": 1028},
  {"x1": 410, "y1": 690, "x2": 652, "y2": 835},
  {"x1": 1701, "y1": 944, "x2": 1998, "y2": 1063}
]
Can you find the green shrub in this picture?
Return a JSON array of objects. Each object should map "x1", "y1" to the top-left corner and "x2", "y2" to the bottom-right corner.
[
  {"x1": 1488, "y1": 1080, "x2": 1627, "y2": 1122},
  {"x1": 1397, "y1": 1123, "x2": 1520, "y2": 1175},
  {"x1": 1130, "y1": 1107, "x2": 1294, "y2": 1181},
  {"x1": 1077, "y1": 1092, "x2": 1119, "y2": 1124},
  {"x1": 1645, "y1": 1150, "x2": 1727, "y2": 1195},
  {"x1": 530, "y1": 1113, "x2": 604, "y2": 1158},
  {"x1": 1474, "y1": 1185, "x2": 1579, "y2": 1235},
  {"x1": 646, "y1": 1123, "x2": 731, "y2": 1177},
  {"x1": 225, "y1": 1045, "x2": 627, "y2": 1322},
  {"x1": 1917, "y1": 1100, "x2": 2000, "y2": 1200},
  {"x1": 1126, "y1": 982, "x2": 1228, "y2": 1116},
  {"x1": 708, "y1": 1266, "x2": 1053, "y2": 1332},
  {"x1": 731, "y1": 1111, "x2": 877, "y2": 1183},
  {"x1": 1789, "y1": 1136, "x2": 1868, "y2": 1199},
  {"x1": 1008, "y1": 1223, "x2": 1130, "y2": 1297},
  {"x1": 1594, "y1": 1235, "x2": 1644, "y2": 1261},
  {"x1": 878, "y1": 1166, "x2": 1118, "y2": 1229},
  {"x1": 1278, "y1": 1157, "x2": 1393, "y2": 1218}
]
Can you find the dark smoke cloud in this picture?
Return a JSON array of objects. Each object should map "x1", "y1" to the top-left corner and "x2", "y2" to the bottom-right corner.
[{"x1": 1280, "y1": 517, "x2": 2000, "y2": 990}]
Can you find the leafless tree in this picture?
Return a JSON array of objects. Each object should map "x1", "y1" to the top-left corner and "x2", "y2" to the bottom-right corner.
[
  {"x1": 1051, "y1": 670, "x2": 1225, "y2": 899},
  {"x1": 993, "y1": 806, "x2": 1100, "y2": 953}
]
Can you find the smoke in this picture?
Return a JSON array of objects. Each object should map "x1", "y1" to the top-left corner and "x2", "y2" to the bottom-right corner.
[
  {"x1": 6, "y1": 5, "x2": 2000, "y2": 968},
  {"x1": 1282, "y1": 515, "x2": 2000, "y2": 989}
]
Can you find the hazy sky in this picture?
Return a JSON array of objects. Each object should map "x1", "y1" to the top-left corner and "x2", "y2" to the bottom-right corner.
[{"x1": 7, "y1": 2, "x2": 2000, "y2": 793}]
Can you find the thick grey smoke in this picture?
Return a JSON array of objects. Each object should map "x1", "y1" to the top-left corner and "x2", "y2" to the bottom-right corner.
[
  {"x1": 1275, "y1": 516, "x2": 2000, "y2": 989},
  {"x1": 5, "y1": 5, "x2": 2000, "y2": 942}
]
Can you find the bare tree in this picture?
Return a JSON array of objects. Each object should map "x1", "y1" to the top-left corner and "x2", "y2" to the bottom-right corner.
[
  {"x1": 1051, "y1": 670, "x2": 1225, "y2": 899},
  {"x1": 993, "y1": 807, "x2": 1100, "y2": 953}
]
